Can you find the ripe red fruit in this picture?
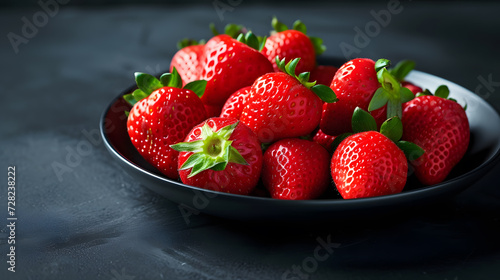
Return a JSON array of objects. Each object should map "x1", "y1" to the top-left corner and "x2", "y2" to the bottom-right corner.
[
  {"x1": 199, "y1": 33, "x2": 273, "y2": 107},
  {"x1": 321, "y1": 58, "x2": 384, "y2": 136},
  {"x1": 321, "y1": 58, "x2": 415, "y2": 136},
  {"x1": 171, "y1": 118, "x2": 262, "y2": 195},
  {"x1": 170, "y1": 42, "x2": 205, "y2": 85},
  {"x1": 312, "y1": 129, "x2": 336, "y2": 153},
  {"x1": 220, "y1": 86, "x2": 251, "y2": 119},
  {"x1": 261, "y1": 18, "x2": 325, "y2": 74},
  {"x1": 402, "y1": 94, "x2": 470, "y2": 185},
  {"x1": 125, "y1": 71, "x2": 207, "y2": 180},
  {"x1": 262, "y1": 138, "x2": 330, "y2": 200},
  {"x1": 332, "y1": 131, "x2": 408, "y2": 199},
  {"x1": 240, "y1": 58, "x2": 337, "y2": 143},
  {"x1": 204, "y1": 103, "x2": 223, "y2": 118},
  {"x1": 310, "y1": 65, "x2": 339, "y2": 86},
  {"x1": 402, "y1": 81, "x2": 423, "y2": 94}
]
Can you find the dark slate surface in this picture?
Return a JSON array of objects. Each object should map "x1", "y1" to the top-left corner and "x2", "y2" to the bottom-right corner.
[{"x1": 1, "y1": 2, "x2": 500, "y2": 279}]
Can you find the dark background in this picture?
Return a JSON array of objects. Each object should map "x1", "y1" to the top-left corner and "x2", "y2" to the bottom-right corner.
[{"x1": 1, "y1": 1, "x2": 500, "y2": 279}]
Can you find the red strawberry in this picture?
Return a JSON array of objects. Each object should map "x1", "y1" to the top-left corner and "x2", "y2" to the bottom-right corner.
[
  {"x1": 220, "y1": 86, "x2": 251, "y2": 119},
  {"x1": 331, "y1": 108, "x2": 422, "y2": 199},
  {"x1": 332, "y1": 131, "x2": 408, "y2": 199},
  {"x1": 261, "y1": 17, "x2": 325, "y2": 74},
  {"x1": 401, "y1": 87, "x2": 469, "y2": 185},
  {"x1": 171, "y1": 117, "x2": 262, "y2": 195},
  {"x1": 170, "y1": 40, "x2": 205, "y2": 85},
  {"x1": 124, "y1": 70, "x2": 208, "y2": 180},
  {"x1": 402, "y1": 81, "x2": 422, "y2": 95},
  {"x1": 204, "y1": 103, "x2": 223, "y2": 118},
  {"x1": 321, "y1": 58, "x2": 414, "y2": 136},
  {"x1": 312, "y1": 128, "x2": 336, "y2": 153},
  {"x1": 310, "y1": 65, "x2": 339, "y2": 86},
  {"x1": 240, "y1": 58, "x2": 337, "y2": 143},
  {"x1": 262, "y1": 138, "x2": 330, "y2": 200},
  {"x1": 199, "y1": 33, "x2": 274, "y2": 107}
]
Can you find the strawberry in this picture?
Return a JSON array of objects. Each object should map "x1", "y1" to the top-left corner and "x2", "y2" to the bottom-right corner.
[
  {"x1": 261, "y1": 17, "x2": 325, "y2": 74},
  {"x1": 124, "y1": 69, "x2": 208, "y2": 180},
  {"x1": 199, "y1": 32, "x2": 274, "y2": 107},
  {"x1": 169, "y1": 39, "x2": 205, "y2": 85},
  {"x1": 321, "y1": 58, "x2": 414, "y2": 136},
  {"x1": 310, "y1": 65, "x2": 339, "y2": 86},
  {"x1": 402, "y1": 81, "x2": 423, "y2": 95},
  {"x1": 171, "y1": 117, "x2": 262, "y2": 195},
  {"x1": 204, "y1": 103, "x2": 223, "y2": 118},
  {"x1": 312, "y1": 128, "x2": 336, "y2": 153},
  {"x1": 240, "y1": 57, "x2": 337, "y2": 143},
  {"x1": 220, "y1": 86, "x2": 251, "y2": 119},
  {"x1": 331, "y1": 108, "x2": 423, "y2": 199},
  {"x1": 401, "y1": 85, "x2": 470, "y2": 185},
  {"x1": 262, "y1": 138, "x2": 330, "y2": 200}
]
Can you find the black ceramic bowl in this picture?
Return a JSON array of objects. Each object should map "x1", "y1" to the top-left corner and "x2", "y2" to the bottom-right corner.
[{"x1": 100, "y1": 61, "x2": 500, "y2": 222}]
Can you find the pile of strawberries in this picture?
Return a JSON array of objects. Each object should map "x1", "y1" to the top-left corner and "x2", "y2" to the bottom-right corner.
[{"x1": 123, "y1": 18, "x2": 470, "y2": 200}]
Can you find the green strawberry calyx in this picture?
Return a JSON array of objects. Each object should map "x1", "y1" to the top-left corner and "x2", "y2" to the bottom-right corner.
[
  {"x1": 276, "y1": 56, "x2": 338, "y2": 103},
  {"x1": 170, "y1": 121, "x2": 248, "y2": 178},
  {"x1": 389, "y1": 59, "x2": 416, "y2": 82},
  {"x1": 123, "y1": 67, "x2": 207, "y2": 106},
  {"x1": 368, "y1": 58, "x2": 415, "y2": 119},
  {"x1": 210, "y1": 23, "x2": 247, "y2": 38},
  {"x1": 176, "y1": 38, "x2": 205, "y2": 50},
  {"x1": 209, "y1": 23, "x2": 266, "y2": 51},
  {"x1": 236, "y1": 31, "x2": 267, "y2": 52},
  {"x1": 416, "y1": 84, "x2": 467, "y2": 110},
  {"x1": 332, "y1": 107, "x2": 424, "y2": 161},
  {"x1": 271, "y1": 17, "x2": 326, "y2": 55}
]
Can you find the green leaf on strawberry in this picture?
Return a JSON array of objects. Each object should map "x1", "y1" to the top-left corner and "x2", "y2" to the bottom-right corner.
[
  {"x1": 236, "y1": 31, "x2": 266, "y2": 51},
  {"x1": 380, "y1": 116, "x2": 403, "y2": 143},
  {"x1": 210, "y1": 23, "x2": 247, "y2": 38},
  {"x1": 352, "y1": 107, "x2": 377, "y2": 133},
  {"x1": 332, "y1": 107, "x2": 424, "y2": 161},
  {"x1": 135, "y1": 72, "x2": 163, "y2": 95},
  {"x1": 170, "y1": 121, "x2": 249, "y2": 177},
  {"x1": 123, "y1": 67, "x2": 207, "y2": 106},
  {"x1": 374, "y1": 58, "x2": 391, "y2": 72},
  {"x1": 160, "y1": 67, "x2": 183, "y2": 88},
  {"x1": 434, "y1": 85, "x2": 450, "y2": 99},
  {"x1": 176, "y1": 38, "x2": 205, "y2": 50},
  {"x1": 389, "y1": 60, "x2": 416, "y2": 82},
  {"x1": 415, "y1": 84, "x2": 466, "y2": 110},
  {"x1": 276, "y1": 56, "x2": 338, "y2": 103}
]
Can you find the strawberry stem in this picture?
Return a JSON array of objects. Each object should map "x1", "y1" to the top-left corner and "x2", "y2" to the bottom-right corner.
[
  {"x1": 170, "y1": 121, "x2": 248, "y2": 178},
  {"x1": 368, "y1": 59, "x2": 415, "y2": 119}
]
